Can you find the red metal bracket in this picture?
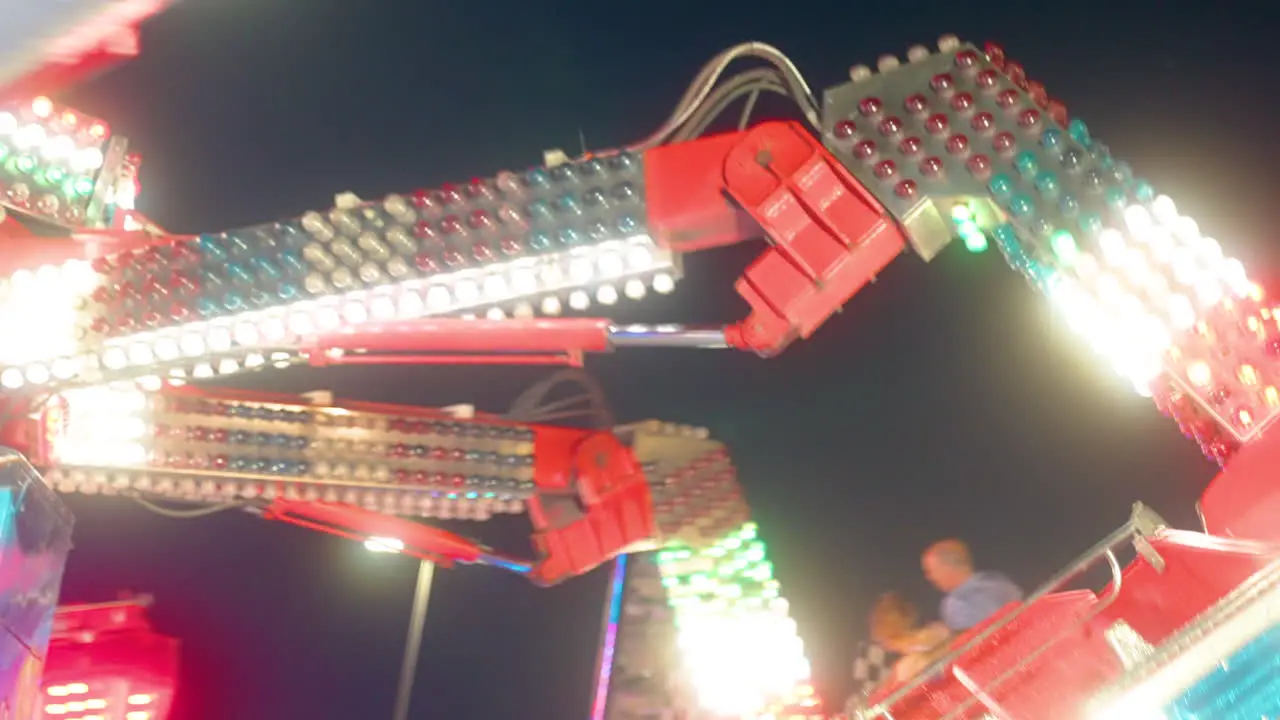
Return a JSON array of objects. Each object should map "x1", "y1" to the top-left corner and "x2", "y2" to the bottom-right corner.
[
  {"x1": 644, "y1": 122, "x2": 910, "y2": 357},
  {"x1": 722, "y1": 122, "x2": 908, "y2": 356},
  {"x1": 262, "y1": 500, "x2": 488, "y2": 568},
  {"x1": 301, "y1": 317, "x2": 614, "y2": 369},
  {"x1": 524, "y1": 427, "x2": 657, "y2": 586}
]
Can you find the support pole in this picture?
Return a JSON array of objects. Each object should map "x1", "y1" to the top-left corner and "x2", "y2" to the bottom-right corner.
[
  {"x1": 392, "y1": 559, "x2": 436, "y2": 720},
  {"x1": 589, "y1": 556, "x2": 630, "y2": 720}
]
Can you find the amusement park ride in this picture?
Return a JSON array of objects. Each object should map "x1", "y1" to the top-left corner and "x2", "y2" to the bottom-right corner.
[{"x1": 0, "y1": 1, "x2": 1278, "y2": 718}]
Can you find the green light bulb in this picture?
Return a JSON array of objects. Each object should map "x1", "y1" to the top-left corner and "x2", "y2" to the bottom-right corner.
[
  {"x1": 950, "y1": 205, "x2": 973, "y2": 222},
  {"x1": 1050, "y1": 229, "x2": 1079, "y2": 265},
  {"x1": 963, "y1": 231, "x2": 989, "y2": 253}
]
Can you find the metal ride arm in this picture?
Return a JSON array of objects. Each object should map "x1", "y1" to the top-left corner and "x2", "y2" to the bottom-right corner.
[
  {"x1": 12, "y1": 382, "x2": 755, "y2": 587},
  {"x1": 292, "y1": 122, "x2": 909, "y2": 365}
]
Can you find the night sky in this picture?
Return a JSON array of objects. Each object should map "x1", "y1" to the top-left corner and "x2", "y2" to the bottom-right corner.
[{"x1": 48, "y1": 2, "x2": 1275, "y2": 718}]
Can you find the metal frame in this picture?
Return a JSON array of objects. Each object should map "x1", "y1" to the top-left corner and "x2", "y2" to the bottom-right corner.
[{"x1": 1089, "y1": 553, "x2": 1280, "y2": 717}]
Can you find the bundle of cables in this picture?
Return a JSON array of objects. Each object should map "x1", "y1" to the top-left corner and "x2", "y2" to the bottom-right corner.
[{"x1": 623, "y1": 42, "x2": 820, "y2": 150}]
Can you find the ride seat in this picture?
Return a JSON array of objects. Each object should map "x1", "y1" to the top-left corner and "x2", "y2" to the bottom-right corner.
[{"x1": 868, "y1": 590, "x2": 1120, "y2": 719}]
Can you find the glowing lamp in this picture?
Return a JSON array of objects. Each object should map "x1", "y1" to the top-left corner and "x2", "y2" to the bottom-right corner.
[{"x1": 41, "y1": 597, "x2": 179, "y2": 720}]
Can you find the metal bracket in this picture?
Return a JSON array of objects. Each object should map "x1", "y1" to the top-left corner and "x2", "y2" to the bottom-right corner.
[{"x1": 1131, "y1": 502, "x2": 1168, "y2": 574}]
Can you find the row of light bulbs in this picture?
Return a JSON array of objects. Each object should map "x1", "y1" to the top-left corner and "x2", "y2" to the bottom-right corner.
[
  {"x1": 1049, "y1": 194, "x2": 1257, "y2": 394},
  {"x1": 0, "y1": 270, "x2": 678, "y2": 390}
]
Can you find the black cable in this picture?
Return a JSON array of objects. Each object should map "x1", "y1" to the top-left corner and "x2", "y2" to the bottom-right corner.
[
  {"x1": 671, "y1": 68, "x2": 791, "y2": 143},
  {"x1": 676, "y1": 81, "x2": 789, "y2": 141},
  {"x1": 506, "y1": 369, "x2": 614, "y2": 430},
  {"x1": 132, "y1": 495, "x2": 246, "y2": 518},
  {"x1": 625, "y1": 42, "x2": 820, "y2": 152}
]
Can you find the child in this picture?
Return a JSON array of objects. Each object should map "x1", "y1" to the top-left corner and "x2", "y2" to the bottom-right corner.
[{"x1": 868, "y1": 592, "x2": 952, "y2": 686}]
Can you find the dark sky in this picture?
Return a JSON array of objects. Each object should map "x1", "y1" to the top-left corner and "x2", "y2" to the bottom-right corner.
[{"x1": 50, "y1": 2, "x2": 1275, "y2": 718}]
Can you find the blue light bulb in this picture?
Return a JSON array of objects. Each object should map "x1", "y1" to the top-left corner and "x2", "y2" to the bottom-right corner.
[
  {"x1": 226, "y1": 263, "x2": 253, "y2": 286},
  {"x1": 1067, "y1": 119, "x2": 1091, "y2": 147},
  {"x1": 1008, "y1": 194, "x2": 1034, "y2": 217},
  {"x1": 1033, "y1": 171, "x2": 1060, "y2": 197},
  {"x1": 279, "y1": 250, "x2": 306, "y2": 274},
  {"x1": 1104, "y1": 187, "x2": 1127, "y2": 209},
  {"x1": 250, "y1": 257, "x2": 281, "y2": 280},
  {"x1": 616, "y1": 214, "x2": 640, "y2": 233},
  {"x1": 1077, "y1": 212, "x2": 1103, "y2": 236},
  {"x1": 197, "y1": 234, "x2": 227, "y2": 261},
  {"x1": 1132, "y1": 179, "x2": 1155, "y2": 203},
  {"x1": 528, "y1": 231, "x2": 553, "y2": 250},
  {"x1": 1039, "y1": 128, "x2": 1064, "y2": 151},
  {"x1": 221, "y1": 292, "x2": 245, "y2": 311},
  {"x1": 1014, "y1": 151, "x2": 1039, "y2": 177},
  {"x1": 194, "y1": 297, "x2": 219, "y2": 317},
  {"x1": 988, "y1": 173, "x2": 1015, "y2": 197}
]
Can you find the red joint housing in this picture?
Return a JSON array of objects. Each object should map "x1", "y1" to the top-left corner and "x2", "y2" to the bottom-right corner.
[
  {"x1": 725, "y1": 123, "x2": 908, "y2": 355},
  {"x1": 526, "y1": 428, "x2": 655, "y2": 585},
  {"x1": 644, "y1": 132, "x2": 764, "y2": 252}
]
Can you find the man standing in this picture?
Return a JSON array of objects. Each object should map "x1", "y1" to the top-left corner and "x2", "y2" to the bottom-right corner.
[{"x1": 921, "y1": 539, "x2": 1023, "y2": 633}]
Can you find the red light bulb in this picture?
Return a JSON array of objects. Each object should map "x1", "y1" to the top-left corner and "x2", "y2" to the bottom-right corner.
[
  {"x1": 975, "y1": 69, "x2": 999, "y2": 90},
  {"x1": 873, "y1": 160, "x2": 897, "y2": 180},
  {"x1": 1047, "y1": 100, "x2": 1069, "y2": 126},
  {"x1": 440, "y1": 215, "x2": 464, "y2": 235},
  {"x1": 413, "y1": 254, "x2": 438, "y2": 273},
  {"x1": 412, "y1": 220, "x2": 438, "y2": 241},
  {"x1": 924, "y1": 114, "x2": 949, "y2": 135},
  {"x1": 467, "y1": 179, "x2": 496, "y2": 201},
  {"x1": 878, "y1": 116, "x2": 903, "y2": 136},
  {"x1": 996, "y1": 90, "x2": 1021, "y2": 109},
  {"x1": 898, "y1": 137, "x2": 923, "y2": 156},
  {"x1": 439, "y1": 184, "x2": 463, "y2": 205},
  {"x1": 858, "y1": 97, "x2": 883, "y2": 116},
  {"x1": 930, "y1": 73, "x2": 955, "y2": 94},
  {"x1": 904, "y1": 94, "x2": 928, "y2": 114},
  {"x1": 441, "y1": 250, "x2": 466, "y2": 268},
  {"x1": 966, "y1": 154, "x2": 993, "y2": 179},
  {"x1": 833, "y1": 119, "x2": 857, "y2": 139},
  {"x1": 954, "y1": 49, "x2": 980, "y2": 69},
  {"x1": 500, "y1": 237, "x2": 523, "y2": 256},
  {"x1": 984, "y1": 42, "x2": 1006, "y2": 69},
  {"x1": 1026, "y1": 81, "x2": 1048, "y2": 108},
  {"x1": 1005, "y1": 62, "x2": 1028, "y2": 89},
  {"x1": 919, "y1": 156, "x2": 945, "y2": 177},
  {"x1": 853, "y1": 140, "x2": 877, "y2": 161}
]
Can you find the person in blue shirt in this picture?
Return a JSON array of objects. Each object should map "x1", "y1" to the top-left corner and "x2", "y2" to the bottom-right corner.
[{"x1": 922, "y1": 539, "x2": 1024, "y2": 633}]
